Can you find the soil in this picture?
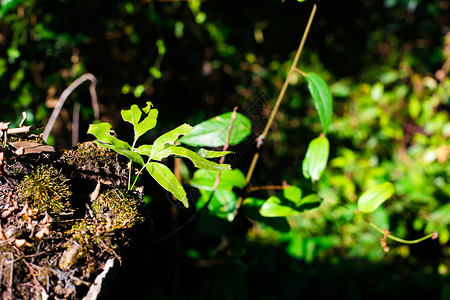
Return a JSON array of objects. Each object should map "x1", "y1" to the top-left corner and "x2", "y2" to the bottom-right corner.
[{"x1": 0, "y1": 130, "x2": 146, "y2": 299}]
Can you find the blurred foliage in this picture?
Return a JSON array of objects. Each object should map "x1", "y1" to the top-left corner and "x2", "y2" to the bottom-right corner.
[{"x1": 1, "y1": 0, "x2": 450, "y2": 299}]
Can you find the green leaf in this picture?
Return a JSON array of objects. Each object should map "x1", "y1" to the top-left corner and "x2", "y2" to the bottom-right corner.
[
  {"x1": 306, "y1": 73, "x2": 333, "y2": 135},
  {"x1": 190, "y1": 169, "x2": 246, "y2": 191},
  {"x1": 302, "y1": 135, "x2": 329, "y2": 182},
  {"x1": 146, "y1": 162, "x2": 189, "y2": 207},
  {"x1": 260, "y1": 196, "x2": 297, "y2": 217},
  {"x1": 198, "y1": 148, "x2": 233, "y2": 158},
  {"x1": 358, "y1": 182, "x2": 395, "y2": 213},
  {"x1": 0, "y1": 0, "x2": 24, "y2": 18},
  {"x1": 151, "y1": 146, "x2": 231, "y2": 171},
  {"x1": 88, "y1": 123, "x2": 145, "y2": 165},
  {"x1": 196, "y1": 189, "x2": 237, "y2": 221},
  {"x1": 242, "y1": 197, "x2": 291, "y2": 232},
  {"x1": 283, "y1": 186, "x2": 302, "y2": 206},
  {"x1": 151, "y1": 123, "x2": 193, "y2": 158},
  {"x1": 135, "y1": 108, "x2": 158, "y2": 140},
  {"x1": 121, "y1": 103, "x2": 158, "y2": 142},
  {"x1": 121, "y1": 104, "x2": 142, "y2": 128},
  {"x1": 259, "y1": 187, "x2": 321, "y2": 217},
  {"x1": 135, "y1": 144, "x2": 153, "y2": 156},
  {"x1": 94, "y1": 141, "x2": 145, "y2": 166},
  {"x1": 178, "y1": 112, "x2": 251, "y2": 147},
  {"x1": 87, "y1": 123, "x2": 132, "y2": 150}
]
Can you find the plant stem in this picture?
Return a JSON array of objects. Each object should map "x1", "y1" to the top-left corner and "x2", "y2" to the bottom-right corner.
[
  {"x1": 245, "y1": 3, "x2": 317, "y2": 185},
  {"x1": 236, "y1": 3, "x2": 318, "y2": 211},
  {"x1": 369, "y1": 222, "x2": 438, "y2": 244}
]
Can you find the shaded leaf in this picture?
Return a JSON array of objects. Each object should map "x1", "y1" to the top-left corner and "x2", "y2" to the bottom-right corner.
[
  {"x1": 146, "y1": 162, "x2": 189, "y2": 207},
  {"x1": 178, "y1": 112, "x2": 251, "y2": 147},
  {"x1": 306, "y1": 73, "x2": 333, "y2": 135},
  {"x1": 358, "y1": 182, "x2": 395, "y2": 213}
]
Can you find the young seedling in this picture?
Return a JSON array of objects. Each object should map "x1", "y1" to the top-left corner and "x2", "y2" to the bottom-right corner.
[{"x1": 88, "y1": 102, "x2": 231, "y2": 207}]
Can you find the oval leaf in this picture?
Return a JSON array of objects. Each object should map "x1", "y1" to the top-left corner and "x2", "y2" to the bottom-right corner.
[
  {"x1": 178, "y1": 112, "x2": 251, "y2": 147},
  {"x1": 302, "y1": 135, "x2": 329, "y2": 182},
  {"x1": 358, "y1": 182, "x2": 395, "y2": 213},
  {"x1": 189, "y1": 169, "x2": 246, "y2": 191},
  {"x1": 146, "y1": 162, "x2": 189, "y2": 207},
  {"x1": 260, "y1": 196, "x2": 297, "y2": 217},
  {"x1": 306, "y1": 73, "x2": 333, "y2": 135}
]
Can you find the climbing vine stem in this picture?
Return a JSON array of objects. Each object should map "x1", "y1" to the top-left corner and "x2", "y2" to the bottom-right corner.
[{"x1": 369, "y1": 222, "x2": 438, "y2": 245}]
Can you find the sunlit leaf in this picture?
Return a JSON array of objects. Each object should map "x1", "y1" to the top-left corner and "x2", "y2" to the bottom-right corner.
[
  {"x1": 135, "y1": 108, "x2": 158, "y2": 140},
  {"x1": 94, "y1": 141, "x2": 145, "y2": 166},
  {"x1": 357, "y1": 182, "x2": 395, "y2": 213},
  {"x1": 306, "y1": 73, "x2": 333, "y2": 135},
  {"x1": 121, "y1": 105, "x2": 142, "y2": 128},
  {"x1": 260, "y1": 196, "x2": 297, "y2": 217},
  {"x1": 151, "y1": 146, "x2": 231, "y2": 171},
  {"x1": 87, "y1": 123, "x2": 132, "y2": 150},
  {"x1": 302, "y1": 135, "x2": 329, "y2": 182},
  {"x1": 197, "y1": 148, "x2": 233, "y2": 158},
  {"x1": 146, "y1": 162, "x2": 189, "y2": 207},
  {"x1": 151, "y1": 123, "x2": 192, "y2": 158},
  {"x1": 178, "y1": 112, "x2": 251, "y2": 147},
  {"x1": 190, "y1": 169, "x2": 246, "y2": 191}
]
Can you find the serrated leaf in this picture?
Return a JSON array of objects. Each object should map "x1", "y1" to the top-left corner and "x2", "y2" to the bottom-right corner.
[
  {"x1": 178, "y1": 112, "x2": 251, "y2": 147},
  {"x1": 151, "y1": 123, "x2": 193, "y2": 158},
  {"x1": 306, "y1": 73, "x2": 333, "y2": 135},
  {"x1": 198, "y1": 148, "x2": 233, "y2": 158},
  {"x1": 146, "y1": 162, "x2": 189, "y2": 207},
  {"x1": 190, "y1": 169, "x2": 246, "y2": 191},
  {"x1": 302, "y1": 135, "x2": 329, "y2": 182},
  {"x1": 151, "y1": 146, "x2": 231, "y2": 171},
  {"x1": 358, "y1": 182, "x2": 395, "y2": 213}
]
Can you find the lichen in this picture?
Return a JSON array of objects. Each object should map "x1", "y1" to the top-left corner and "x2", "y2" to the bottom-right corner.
[
  {"x1": 16, "y1": 165, "x2": 72, "y2": 214},
  {"x1": 91, "y1": 188, "x2": 143, "y2": 231}
]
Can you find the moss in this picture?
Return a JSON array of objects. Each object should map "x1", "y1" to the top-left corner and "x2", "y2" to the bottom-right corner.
[
  {"x1": 91, "y1": 188, "x2": 143, "y2": 231},
  {"x1": 60, "y1": 141, "x2": 120, "y2": 174},
  {"x1": 16, "y1": 165, "x2": 72, "y2": 214}
]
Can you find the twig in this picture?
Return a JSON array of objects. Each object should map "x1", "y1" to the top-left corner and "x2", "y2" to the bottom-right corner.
[
  {"x1": 246, "y1": 185, "x2": 288, "y2": 193},
  {"x1": 43, "y1": 73, "x2": 99, "y2": 142}
]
